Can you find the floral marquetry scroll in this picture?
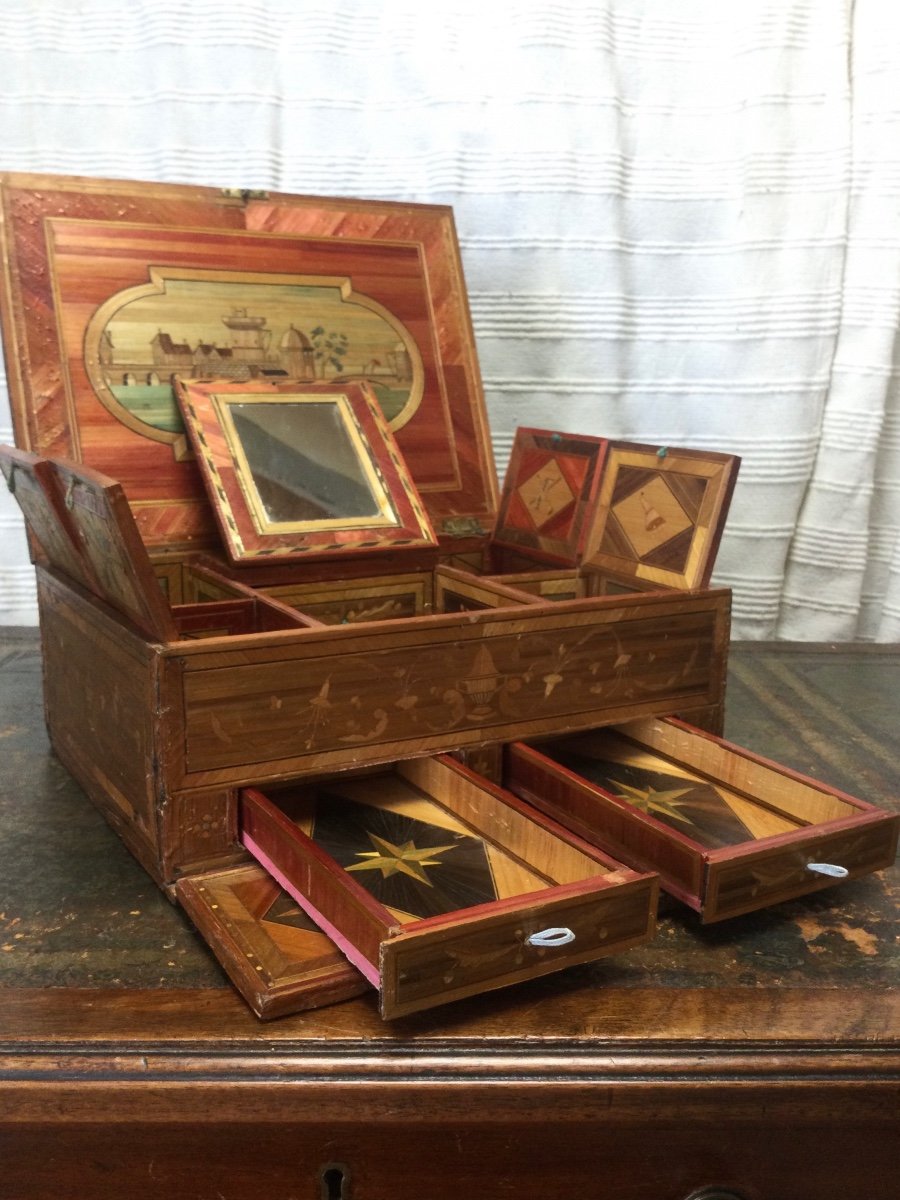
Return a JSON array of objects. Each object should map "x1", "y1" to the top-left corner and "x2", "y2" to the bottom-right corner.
[{"x1": 175, "y1": 591, "x2": 729, "y2": 784}]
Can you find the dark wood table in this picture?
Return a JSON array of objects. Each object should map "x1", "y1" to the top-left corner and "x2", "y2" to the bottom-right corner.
[{"x1": 1, "y1": 632, "x2": 898, "y2": 1199}]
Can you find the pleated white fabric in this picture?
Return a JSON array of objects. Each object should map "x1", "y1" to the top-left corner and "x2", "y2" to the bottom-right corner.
[{"x1": 0, "y1": 0, "x2": 897, "y2": 638}]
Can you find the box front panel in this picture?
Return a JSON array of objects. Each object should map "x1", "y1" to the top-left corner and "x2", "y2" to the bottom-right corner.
[{"x1": 171, "y1": 594, "x2": 730, "y2": 789}]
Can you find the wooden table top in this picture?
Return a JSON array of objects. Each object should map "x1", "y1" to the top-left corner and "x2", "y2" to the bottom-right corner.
[{"x1": 1, "y1": 632, "x2": 898, "y2": 1059}]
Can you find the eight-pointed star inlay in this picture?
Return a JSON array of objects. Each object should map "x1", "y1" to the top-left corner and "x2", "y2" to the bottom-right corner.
[{"x1": 346, "y1": 832, "x2": 459, "y2": 886}]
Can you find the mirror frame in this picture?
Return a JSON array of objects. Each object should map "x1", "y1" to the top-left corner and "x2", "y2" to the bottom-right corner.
[{"x1": 176, "y1": 378, "x2": 437, "y2": 563}]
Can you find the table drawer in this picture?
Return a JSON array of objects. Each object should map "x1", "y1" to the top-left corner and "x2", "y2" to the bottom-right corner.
[
  {"x1": 240, "y1": 754, "x2": 658, "y2": 1018},
  {"x1": 506, "y1": 716, "x2": 899, "y2": 922}
]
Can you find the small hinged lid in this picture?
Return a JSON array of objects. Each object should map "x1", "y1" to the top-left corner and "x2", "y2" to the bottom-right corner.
[
  {"x1": 0, "y1": 445, "x2": 99, "y2": 592},
  {"x1": 40, "y1": 455, "x2": 176, "y2": 640},
  {"x1": 176, "y1": 378, "x2": 437, "y2": 564},
  {"x1": 493, "y1": 427, "x2": 609, "y2": 566},
  {"x1": 583, "y1": 441, "x2": 740, "y2": 591}
]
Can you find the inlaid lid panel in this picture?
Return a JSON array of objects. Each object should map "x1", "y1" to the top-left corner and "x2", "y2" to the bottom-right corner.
[{"x1": 0, "y1": 173, "x2": 496, "y2": 553}]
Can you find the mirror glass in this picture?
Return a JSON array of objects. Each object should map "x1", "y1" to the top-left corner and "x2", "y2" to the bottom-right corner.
[{"x1": 225, "y1": 398, "x2": 388, "y2": 528}]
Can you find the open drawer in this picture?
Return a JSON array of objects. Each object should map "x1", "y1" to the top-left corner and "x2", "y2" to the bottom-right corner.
[
  {"x1": 176, "y1": 863, "x2": 369, "y2": 1019},
  {"x1": 240, "y1": 755, "x2": 658, "y2": 1019},
  {"x1": 506, "y1": 717, "x2": 899, "y2": 923}
]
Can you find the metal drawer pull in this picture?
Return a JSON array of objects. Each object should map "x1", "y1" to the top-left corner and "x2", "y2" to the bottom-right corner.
[
  {"x1": 807, "y1": 862, "x2": 849, "y2": 878},
  {"x1": 526, "y1": 927, "x2": 576, "y2": 947}
]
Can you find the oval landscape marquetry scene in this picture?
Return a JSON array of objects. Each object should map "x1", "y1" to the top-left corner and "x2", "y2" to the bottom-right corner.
[{"x1": 86, "y1": 272, "x2": 423, "y2": 442}]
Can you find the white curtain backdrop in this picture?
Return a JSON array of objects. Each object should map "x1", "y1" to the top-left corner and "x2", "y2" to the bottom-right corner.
[{"x1": 0, "y1": 0, "x2": 898, "y2": 639}]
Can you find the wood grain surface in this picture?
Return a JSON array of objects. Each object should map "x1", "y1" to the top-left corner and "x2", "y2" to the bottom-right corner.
[{"x1": 507, "y1": 717, "x2": 899, "y2": 920}]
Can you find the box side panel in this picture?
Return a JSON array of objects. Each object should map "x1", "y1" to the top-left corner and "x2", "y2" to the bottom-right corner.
[
  {"x1": 172, "y1": 592, "x2": 731, "y2": 790},
  {"x1": 159, "y1": 787, "x2": 244, "y2": 881},
  {"x1": 36, "y1": 568, "x2": 165, "y2": 884}
]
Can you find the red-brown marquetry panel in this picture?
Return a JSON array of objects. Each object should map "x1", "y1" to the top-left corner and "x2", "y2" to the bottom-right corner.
[
  {"x1": 246, "y1": 195, "x2": 496, "y2": 529},
  {"x1": 0, "y1": 175, "x2": 497, "y2": 554},
  {"x1": 0, "y1": 173, "x2": 242, "y2": 474}
]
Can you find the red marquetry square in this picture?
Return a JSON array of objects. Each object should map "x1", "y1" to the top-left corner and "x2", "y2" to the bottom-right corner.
[{"x1": 493, "y1": 428, "x2": 608, "y2": 566}]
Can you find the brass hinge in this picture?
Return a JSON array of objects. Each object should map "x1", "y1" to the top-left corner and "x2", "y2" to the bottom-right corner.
[
  {"x1": 220, "y1": 188, "x2": 270, "y2": 204},
  {"x1": 441, "y1": 516, "x2": 487, "y2": 538}
]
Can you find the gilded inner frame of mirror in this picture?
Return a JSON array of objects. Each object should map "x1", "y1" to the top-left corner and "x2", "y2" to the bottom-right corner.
[{"x1": 176, "y1": 378, "x2": 437, "y2": 563}]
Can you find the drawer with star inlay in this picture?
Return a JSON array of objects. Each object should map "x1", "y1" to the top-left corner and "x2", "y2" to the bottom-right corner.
[
  {"x1": 506, "y1": 716, "x2": 900, "y2": 922},
  {"x1": 239, "y1": 754, "x2": 658, "y2": 1019}
]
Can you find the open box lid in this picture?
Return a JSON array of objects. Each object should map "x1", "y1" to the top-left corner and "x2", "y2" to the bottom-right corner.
[
  {"x1": 584, "y1": 441, "x2": 740, "y2": 591},
  {"x1": 0, "y1": 172, "x2": 497, "y2": 555}
]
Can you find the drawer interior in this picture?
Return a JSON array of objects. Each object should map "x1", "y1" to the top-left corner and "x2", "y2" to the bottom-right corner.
[
  {"x1": 245, "y1": 759, "x2": 620, "y2": 927},
  {"x1": 507, "y1": 716, "x2": 899, "y2": 922},
  {"x1": 526, "y1": 720, "x2": 861, "y2": 851}
]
